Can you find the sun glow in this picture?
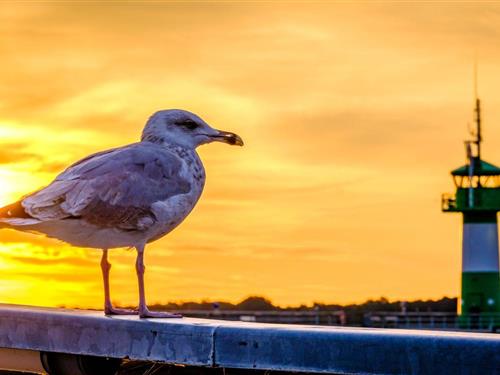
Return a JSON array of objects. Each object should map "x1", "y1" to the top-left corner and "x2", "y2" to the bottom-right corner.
[{"x1": 0, "y1": 170, "x2": 27, "y2": 207}]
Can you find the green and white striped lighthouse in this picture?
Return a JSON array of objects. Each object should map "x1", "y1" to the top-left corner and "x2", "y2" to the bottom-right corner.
[{"x1": 442, "y1": 97, "x2": 500, "y2": 323}]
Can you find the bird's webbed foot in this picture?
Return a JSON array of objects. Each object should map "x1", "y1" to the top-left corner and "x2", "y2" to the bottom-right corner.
[
  {"x1": 139, "y1": 307, "x2": 182, "y2": 319},
  {"x1": 105, "y1": 306, "x2": 139, "y2": 315}
]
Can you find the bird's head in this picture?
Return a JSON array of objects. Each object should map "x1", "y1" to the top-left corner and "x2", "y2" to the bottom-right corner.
[{"x1": 141, "y1": 109, "x2": 244, "y2": 149}]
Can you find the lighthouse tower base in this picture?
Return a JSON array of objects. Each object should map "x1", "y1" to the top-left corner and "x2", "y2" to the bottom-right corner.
[{"x1": 460, "y1": 212, "x2": 500, "y2": 327}]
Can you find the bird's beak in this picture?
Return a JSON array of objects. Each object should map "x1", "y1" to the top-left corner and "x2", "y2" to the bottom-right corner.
[{"x1": 211, "y1": 130, "x2": 244, "y2": 146}]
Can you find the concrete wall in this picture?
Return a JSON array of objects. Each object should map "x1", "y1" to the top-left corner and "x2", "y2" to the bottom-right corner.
[{"x1": 0, "y1": 304, "x2": 498, "y2": 374}]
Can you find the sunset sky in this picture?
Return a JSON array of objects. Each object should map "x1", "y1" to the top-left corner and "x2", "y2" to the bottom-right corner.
[{"x1": 2, "y1": 2, "x2": 500, "y2": 309}]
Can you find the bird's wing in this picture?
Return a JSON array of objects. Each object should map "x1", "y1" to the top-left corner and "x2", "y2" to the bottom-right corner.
[{"x1": 19, "y1": 143, "x2": 191, "y2": 230}]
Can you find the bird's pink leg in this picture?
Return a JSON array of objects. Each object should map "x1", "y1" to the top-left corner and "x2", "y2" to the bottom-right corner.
[
  {"x1": 101, "y1": 249, "x2": 138, "y2": 315},
  {"x1": 135, "y1": 244, "x2": 182, "y2": 319}
]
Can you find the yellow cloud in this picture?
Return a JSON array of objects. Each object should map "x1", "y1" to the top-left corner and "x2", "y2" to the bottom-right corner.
[{"x1": 0, "y1": 2, "x2": 492, "y2": 307}]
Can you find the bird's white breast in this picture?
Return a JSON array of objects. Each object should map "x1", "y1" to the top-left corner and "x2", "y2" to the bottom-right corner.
[{"x1": 147, "y1": 146, "x2": 205, "y2": 242}]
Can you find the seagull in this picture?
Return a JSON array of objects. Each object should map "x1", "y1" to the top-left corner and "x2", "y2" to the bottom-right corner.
[{"x1": 0, "y1": 109, "x2": 243, "y2": 318}]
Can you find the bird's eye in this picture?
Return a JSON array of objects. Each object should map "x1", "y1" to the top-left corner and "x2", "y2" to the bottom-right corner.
[{"x1": 177, "y1": 119, "x2": 199, "y2": 130}]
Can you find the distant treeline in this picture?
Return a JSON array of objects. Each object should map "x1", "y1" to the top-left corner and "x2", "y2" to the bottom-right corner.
[{"x1": 150, "y1": 295, "x2": 457, "y2": 324}]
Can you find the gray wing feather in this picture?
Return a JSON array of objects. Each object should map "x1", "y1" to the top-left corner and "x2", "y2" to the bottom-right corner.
[{"x1": 22, "y1": 143, "x2": 191, "y2": 230}]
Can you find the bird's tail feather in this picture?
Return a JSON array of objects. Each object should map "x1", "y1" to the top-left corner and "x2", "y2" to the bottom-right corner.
[{"x1": 0, "y1": 218, "x2": 41, "y2": 228}]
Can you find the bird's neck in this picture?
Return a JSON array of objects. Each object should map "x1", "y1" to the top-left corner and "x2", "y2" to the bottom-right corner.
[
  {"x1": 141, "y1": 137, "x2": 196, "y2": 152},
  {"x1": 163, "y1": 142, "x2": 205, "y2": 186}
]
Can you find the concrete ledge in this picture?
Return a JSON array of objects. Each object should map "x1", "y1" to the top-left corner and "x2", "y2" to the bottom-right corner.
[
  {"x1": 0, "y1": 304, "x2": 215, "y2": 366},
  {"x1": 215, "y1": 324, "x2": 500, "y2": 374},
  {"x1": 0, "y1": 304, "x2": 499, "y2": 374}
]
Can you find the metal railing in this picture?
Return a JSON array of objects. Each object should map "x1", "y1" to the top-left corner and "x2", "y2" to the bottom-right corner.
[
  {"x1": 364, "y1": 311, "x2": 500, "y2": 332},
  {"x1": 178, "y1": 309, "x2": 346, "y2": 325}
]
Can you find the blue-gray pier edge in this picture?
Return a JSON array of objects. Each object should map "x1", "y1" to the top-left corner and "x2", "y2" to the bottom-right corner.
[{"x1": 0, "y1": 304, "x2": 498, "y2": 374}]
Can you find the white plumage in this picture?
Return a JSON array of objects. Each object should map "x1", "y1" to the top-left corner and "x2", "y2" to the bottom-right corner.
[{"x1": 0, "y1": 109, "x2": 243, "y2": 318}]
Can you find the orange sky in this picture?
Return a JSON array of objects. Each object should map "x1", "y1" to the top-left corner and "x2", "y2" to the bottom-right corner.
[{"x1": 2, "y1": 2, "x2": 500, "y2": 308}]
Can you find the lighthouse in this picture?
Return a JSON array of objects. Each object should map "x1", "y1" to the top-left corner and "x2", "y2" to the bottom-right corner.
[{"x1": 442, "y1": 97, "x2": 500, "y2": 326}]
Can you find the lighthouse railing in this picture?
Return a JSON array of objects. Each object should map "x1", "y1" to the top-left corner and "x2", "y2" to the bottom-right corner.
[{"x1": 441, "y1": 193, "x2": 457, "y2": 211}]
